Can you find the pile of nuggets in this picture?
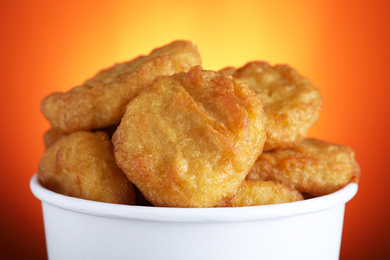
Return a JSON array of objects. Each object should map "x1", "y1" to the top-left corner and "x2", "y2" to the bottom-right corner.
[{"x1": 38, "y1": 40, "x2": 360, "y2": 208}]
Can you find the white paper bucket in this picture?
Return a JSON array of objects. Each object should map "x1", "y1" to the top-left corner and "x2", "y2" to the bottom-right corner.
[{"x1": 30, "y1": 174, "x2": 357, "y2": 260}]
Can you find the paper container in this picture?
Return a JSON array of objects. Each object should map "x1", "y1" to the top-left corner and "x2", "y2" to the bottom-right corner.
[{"x1": 30, "y1": 174, "x2": 357, "y2": 260}]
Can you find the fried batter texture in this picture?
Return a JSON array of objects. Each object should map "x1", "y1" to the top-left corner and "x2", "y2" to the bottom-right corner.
[
  {"x1": 43, "y1": 128, "x2": 68, "y2": 149},
  {"x1": 227, "y1": 180, "x2": 303, "y2": 207},
  {"x1": 41, "y1": 40, "x2": 201, "y2": 133},
  {"x1": 220, "y1": 62, "x2": 322, "y2": 151},
  {"x1": 113, "y1": 66, "x2": 266, "y2": 207},
  {"x1": 38, "y1": 131, "x2": 135, "y2": 204},
  {"x1": 43, "y1": 124, "x2": 119, "y2": 149},
  {"x1": 247, "y1": 139, "x2": 360, "y2": 197}
]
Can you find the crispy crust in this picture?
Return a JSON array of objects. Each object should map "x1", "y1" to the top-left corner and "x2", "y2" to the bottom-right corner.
[
  {"x1": 41, "y1": 40, "x2": 201, "y2": 133},
  {"x1": 227, "y1": 180, "x2": 303, "y2": 207},
  {"x1": 220, "y1": 62, "x2": 322, "y2": 151},
  {"x1": 43, "y1": 125, "x2": 119, "y2": 149},
  {"x1": 38, "y1": 131, "x2": 135, "y2": 204},
  {"x1": 113, "y1": 66, "x2": 266, "y2": 207},
  {"x1": 247, "y1": 139, "x2": 360, "y2": 197},
  {"x1": 43, "y1": 128, "x2": 68, "y2": 149}
]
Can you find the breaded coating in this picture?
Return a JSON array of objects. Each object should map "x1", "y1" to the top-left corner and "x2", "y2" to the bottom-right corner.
[
  {"x1": 38, "y1": 131, "x2": 135, "y2": 205},
  {"x1": 43, "y1": 128, "x2": 68, "y2": 149},
  {"x1": 220, "y1": 62, "x2": 322, "y2": 151},
  {"x1": 43, "y1": 125, "x2": 119, "y2": 149},
  {"x1": 113, "y1": 66, "x2": 266, "y2": 207},
  {"x1": 41, "y1": 40, "x2": 201, "y2": 133},
  {"x1": 247, "y1": 139, "x2": 360, "y2": 197},
  {"x1": 227, "y1": 180, "x2": 303, "y2": 207}
]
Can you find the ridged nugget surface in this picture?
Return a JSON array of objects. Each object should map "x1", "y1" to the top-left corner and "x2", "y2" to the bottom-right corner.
[
  {"x1": 41, "y1": 40, "x2": 201, "y2": 133},
  {"x1": 227, "y1": 180, "x2": 303, "y2": 207},
  {"x1": 113, "y1": 66, "x2": 266, "y2": 207},
  {"x1": 247, "y1": 139, "x2": 360, "y2": 197},
  {"x1": 220, "y1": 62, "x2": 322, "y2": 151},
  {"x1": 38, "y1": 131, "x2": 135, "y2": 205}
]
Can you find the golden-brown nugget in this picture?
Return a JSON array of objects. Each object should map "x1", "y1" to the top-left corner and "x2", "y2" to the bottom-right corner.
[
  {"x1": 220, "y1": 62, "x2": 322, "y2": 151},
  {"x1": 38, "y1": 131, "x2": 135, "y2": 204},
  {"x1": 247, "y1": 139, "x2": 360, "y2": 197},
  {"x1": 113, "y1": 66, "x2": 266, "y2": 208},
  {"x1": 43, "y1": 128, "x2": 68, "y2": 149},
  {"x1": 43, "y1": 125, "x2": 119, "y2": 149},
  {"x1": 41, "y1": 40, "x2": 201, "y2": 133},
  {"x1": 227, "y1": 180, "x2": 303, "y2": 207}
]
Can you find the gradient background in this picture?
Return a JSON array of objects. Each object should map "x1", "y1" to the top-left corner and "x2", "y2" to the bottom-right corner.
[{"x1": 1, "y1": 0, "x2": 389, "y2": 259}]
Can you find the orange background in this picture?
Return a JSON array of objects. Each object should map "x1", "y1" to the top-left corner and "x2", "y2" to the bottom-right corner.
[{"x1": 1, "y1": 0, "x2": 389, "y2": 259}]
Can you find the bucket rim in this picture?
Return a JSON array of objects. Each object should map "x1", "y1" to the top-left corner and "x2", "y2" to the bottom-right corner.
[{"x1": 30, "y1": 174, "x2": 358, "y2": 223}]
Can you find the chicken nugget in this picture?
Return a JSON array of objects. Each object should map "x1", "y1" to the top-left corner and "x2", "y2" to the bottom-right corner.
[
  {"x1": 43, "y1": 128, "x2": 68, "y2": 149},
  {"x1": 247, "y1": 139, "x2": 360, "y2": 197},
  {"x1": 113, "y1": 66, "x2": 266, "y2": 207},
  {"x1": 220, "y1": 62, "x2": 322, "y2": 151},
  {"x1": 227, "y1": 180, "x2": 303, "y2": 207},
  {"x1": 43, "y1": 124, "x2": 119, "y2": 149},
  {"x1": 41, "y1": 40, "x2": 201, "y2": 133},
  {"x1": 38, "y1": 131, "x2": 135, "y2": 204}
]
